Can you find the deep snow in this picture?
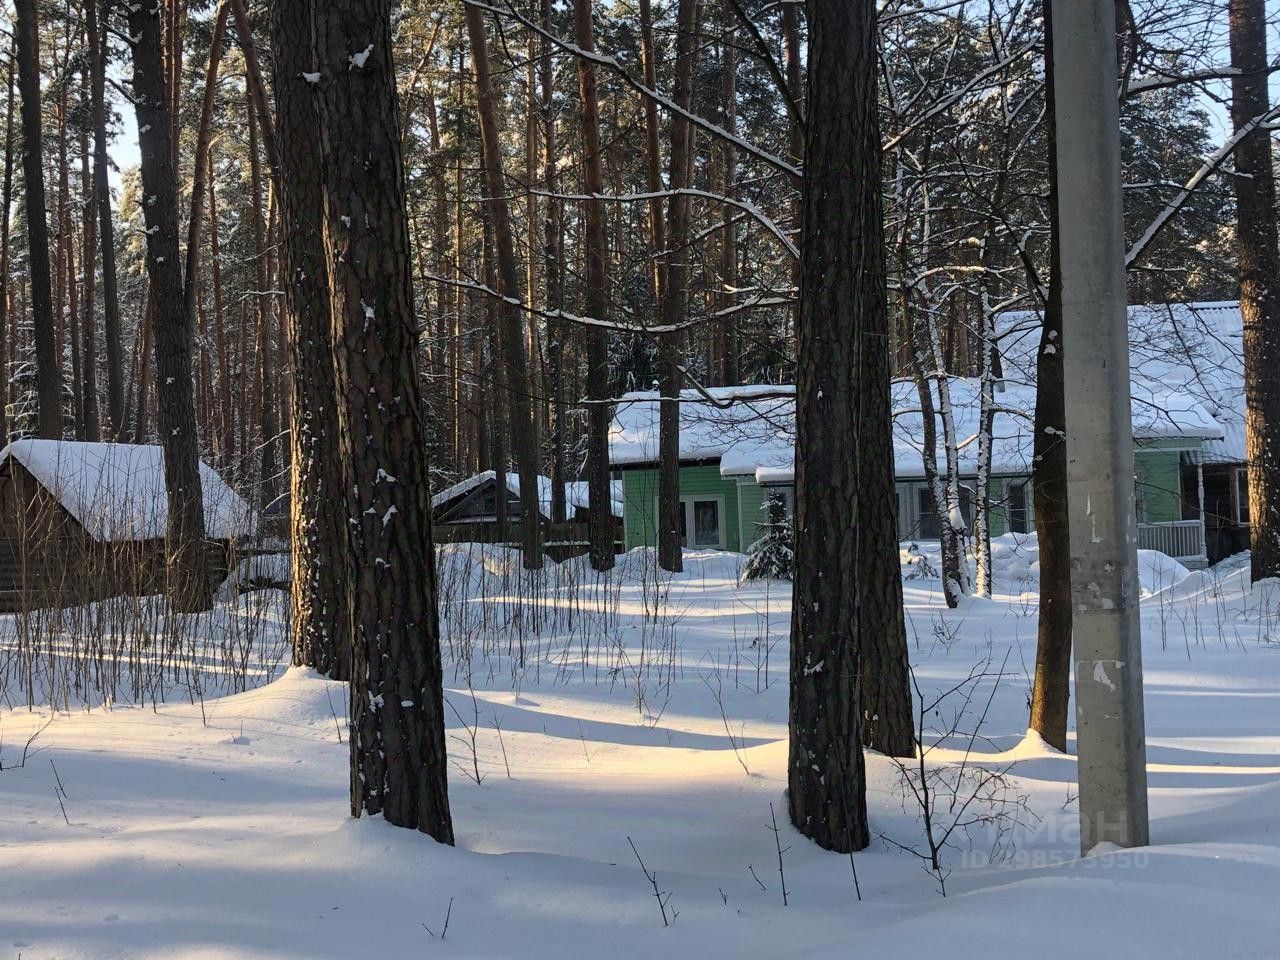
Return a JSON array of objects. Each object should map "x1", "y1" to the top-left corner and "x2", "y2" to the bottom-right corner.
[{"x1": 1, "y1": 541, "x2": 1278, "y2": 958}]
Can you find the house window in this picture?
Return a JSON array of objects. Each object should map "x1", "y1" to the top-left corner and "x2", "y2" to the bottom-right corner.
[
  {"x1": 1237, "y1": 469, "x2": 1250, "y2": 526},
  {"x1": 916, "y1": 484, "x2": 972, "y2": 541},
  {"x1": 1008, "y1": 480, "x2": 1030, "y2": 534},
  {"x1": 673, "y1": 496, "x2": 725, "y2": 549}
]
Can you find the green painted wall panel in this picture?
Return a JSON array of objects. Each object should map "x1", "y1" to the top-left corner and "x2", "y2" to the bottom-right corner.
[
  {"x1": 621, "y1": 445, "x2": 1194, "y2": 551},
  {"x1": 622, "y1": 465, "x2": 743, "y2": 551},
  {"x1": 1134, "y1": 448, "x2": 1184, "y2": 523},
  {"x1": 737, "y1": 480, "x2": 768, "y2": 550}
]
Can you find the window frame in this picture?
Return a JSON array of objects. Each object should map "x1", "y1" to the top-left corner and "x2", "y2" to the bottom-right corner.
[
  {"x1": 658, "y1": 493, "x2": 727, "y2": 550},
  {"x1": 1236, "y1": 468, "x2": 1251, "y2": 526}
]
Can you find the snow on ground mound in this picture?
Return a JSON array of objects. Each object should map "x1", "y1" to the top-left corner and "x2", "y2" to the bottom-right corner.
[
  {"x1": 902, "y1": 531, "x2": 1193, "y2": 598},
  {"x1": 1, "y1": 546, "x2": 1278, "y2": 957}
]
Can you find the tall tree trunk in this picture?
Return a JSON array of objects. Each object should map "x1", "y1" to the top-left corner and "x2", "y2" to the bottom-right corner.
[
  {"x1": 207, "y1": 152, "x2": 234, "y2": 466},
  {"x1": 1229, "y1": 0, "x2": 1280, "y2": 583},
  {"x1": 782, "y1": 1, "x2": 803, "y2": 358},
  {"x1": 465, "y1": 5, "x2": 544, "y2": 569},
  {"x1": 572, "y1": 0, "x2": 616, "y2": 572},
  {"x1": 541, "y1": 0, "x2": 567, "y2": 525},
  {"x1": 1029, "y1": 0, "x2": 1073, "y2": 751},
  {"x1": 657, "y1": 0, "x2": 697, "y2": 574},
  {"x1": 89, "y1": 0, "x2": 125, "y2": 439},
  {"x1": 246, "y1": 94, "x2": 280, "y2": 506},
  {"x1": 482, "y1": 213, "x2": 510, "y2": 545},
  {"x1": 0, "y1": 48, "x2": 13, "y2": 439},
  {"x1": 316, "y1": 0, "x2": 453, "y2": 842},
  {"x1": 182, "y1": 1, "x2": 229, "y2": 353},
  {"x1": 125, "y1": 0, "x2": 214, "y2": 613},
  {"x1": 57, "y1": 87, "x2": 81, "y2": 437},
  {"x1": 789, "y1": 0, "x2": 883, "y2": 853},
  {"x1": 638, "y1": 0, "x2": 666, "y2": 306},
  {"x1": 78, "y1": 54, "x2": 100, "y2": 442},
  {"x1": 271, "y1": 0, "x2": 354, "y2": 682},
  {"x1": 14, "y1": 0, "x2": 62, "y2": 438},
  {"x1": 715, "y1": 0, "x2": 739, "y2": 385}
]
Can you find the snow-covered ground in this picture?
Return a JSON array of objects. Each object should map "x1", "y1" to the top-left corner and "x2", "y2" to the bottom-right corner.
[{"x1": 1, "y1": 539, "x2": 1278, "y2": 958}]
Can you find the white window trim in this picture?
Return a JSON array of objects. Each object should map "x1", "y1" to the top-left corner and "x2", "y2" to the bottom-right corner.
[
  {"x1": 656, "y1": 493, "x2": 727, "y2": 550},
  {"x1": 1235, "y1": 467, "x2": 1251, "y2": 526}
]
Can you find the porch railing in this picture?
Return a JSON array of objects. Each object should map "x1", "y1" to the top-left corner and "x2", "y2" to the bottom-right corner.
[{"x1": 1136, "y1": 520, "x2": 1206, "y2": 565}]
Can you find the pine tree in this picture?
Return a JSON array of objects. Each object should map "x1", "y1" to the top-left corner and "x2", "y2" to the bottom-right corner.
[{"x1": 743, "y1": 493, "x2": 793, "y2": 581}]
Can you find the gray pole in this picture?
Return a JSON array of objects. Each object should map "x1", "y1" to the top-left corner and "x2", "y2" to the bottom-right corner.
[{"x1": 1051, "y1": 0, "x2": 1150, "y2": 851}]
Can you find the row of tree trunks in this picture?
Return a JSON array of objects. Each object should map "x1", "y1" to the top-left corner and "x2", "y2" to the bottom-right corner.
[
  {"x1": 89, "y1": 0, "x2": 124, "y2": 438},
  {"x1": 14, "y1": 0, "x2": 63, "y2": 439},
  {"x1": 465, "y1": 6, "x2": 544, "y2": 570}
]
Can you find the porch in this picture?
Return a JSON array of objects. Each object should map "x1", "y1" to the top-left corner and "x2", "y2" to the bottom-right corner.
[{"x1": 1137, "y1": 520, "x2": 1207, "y2": 569}]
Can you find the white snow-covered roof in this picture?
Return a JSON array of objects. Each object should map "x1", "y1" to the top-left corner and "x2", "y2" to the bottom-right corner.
[
  {"x1": 609, "y1": 385, "x2": 796, "y2": 474},
  {"x1": 610, "y1": 381, "x2": 1037, "y2": 483},
  {"x1": 609, "y1": 301, "x2": 1242, "y2": 484},
  {"x1": 997, "y1": 301, "x2": 1240, "y2": 457},
  {"x1": 0, "y1": 439, "x2": 252, "y2": 542},
  {"x1": 432, "y1": 471, "x2": 621, "y2": 519}
]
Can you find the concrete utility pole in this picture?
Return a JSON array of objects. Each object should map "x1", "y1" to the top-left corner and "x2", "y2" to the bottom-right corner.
[{"x1": 1050, "y1": 0, "x2": 1150, "y2": 852}]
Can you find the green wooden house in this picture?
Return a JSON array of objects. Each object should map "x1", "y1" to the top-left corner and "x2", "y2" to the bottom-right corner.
[{"x1": 609, "y1": 303, "x2": 1249, "y2": 567}]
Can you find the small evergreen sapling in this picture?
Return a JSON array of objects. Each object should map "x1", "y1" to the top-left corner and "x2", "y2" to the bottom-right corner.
[{"x1": 743, "y1": 493, "x2": 794, "y2": 581}]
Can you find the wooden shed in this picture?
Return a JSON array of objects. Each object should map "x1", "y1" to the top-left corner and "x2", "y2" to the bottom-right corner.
[
  {"x1": 0, "y1": 440, "x2": 251, "y2": 612},
  {"x1": 431, "y1": 471, "x2": 622, "y2": 560}
]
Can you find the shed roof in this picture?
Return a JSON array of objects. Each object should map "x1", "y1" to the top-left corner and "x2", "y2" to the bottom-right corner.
[
  {"x1": 432, "y1": 470, "x2": 621, "y2": 519},
  {"x1": 0, "y1": 440, "x2": 252, "y2": 543}
]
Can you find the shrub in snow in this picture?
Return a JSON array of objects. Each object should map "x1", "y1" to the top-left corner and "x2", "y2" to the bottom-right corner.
[
  {"x1": 743, "y1": 494, "x2": 793, "y2": 582},
  {"x1": 904, "y1": 541, "x2": 940, "y2": 580}
]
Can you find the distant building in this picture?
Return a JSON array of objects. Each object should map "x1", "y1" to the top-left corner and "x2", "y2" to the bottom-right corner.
[
  {"x1": 431, "y1": 470, "x2": 622, "y2": 560},
  {"x1": 609, "y1": 302, "x2": 1250, "y2": 567},
  {"x1": 0, "y1": 440, "x2": 250, "y2": 610}
]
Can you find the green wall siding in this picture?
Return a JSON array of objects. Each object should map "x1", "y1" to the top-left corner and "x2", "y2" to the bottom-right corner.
[
  {"x1": 622, "y1": 465, "x2": 743, "y2": 551},
  {"x1": 621, "y1": 445, "x2": 1196, "y2": 552},
  {"x1": 737, "y1": 480, "x2": 767, "y2": 550},
  {"x1": 1134, "y1": 448, "x2": 1184, "y2": 523}
]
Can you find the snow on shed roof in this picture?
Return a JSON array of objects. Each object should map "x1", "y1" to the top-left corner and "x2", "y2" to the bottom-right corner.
[
  {"x1": 0, "y1": 439, "x2": 251, "y2": 542},
  {"x1": 432, "y1": 470, "x2": 621, "y2": 518}
]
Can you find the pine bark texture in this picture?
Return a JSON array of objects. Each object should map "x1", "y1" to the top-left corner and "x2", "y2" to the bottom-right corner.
[
  {"x1": 316, "y1": 0, "x2": 453, "y2": 842},
  {"x1": 789, "y1": 0, "x2": 884, "y2": 853},
  {"x1": 13, "y1": 0, "x2": 62, "y2": 439},
  {"x1": 271, "y1": 0, "x2": 353, "y2": 681},
  {"x1": 657, "y1": 0, "x2": 698, "y2": 575},
  {"x1": 1228, "y1": 0, "x2": 1280, "y2": 583},
  {"x1": 125, "y1": 0, "x2": 214, "y2": 613},
  {"x1": 572, "y1": 0, "x2": 616, "y2": 572},
  {"x1": 1029, "y1": 0, "x2": 1073, "y2": 751}
]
